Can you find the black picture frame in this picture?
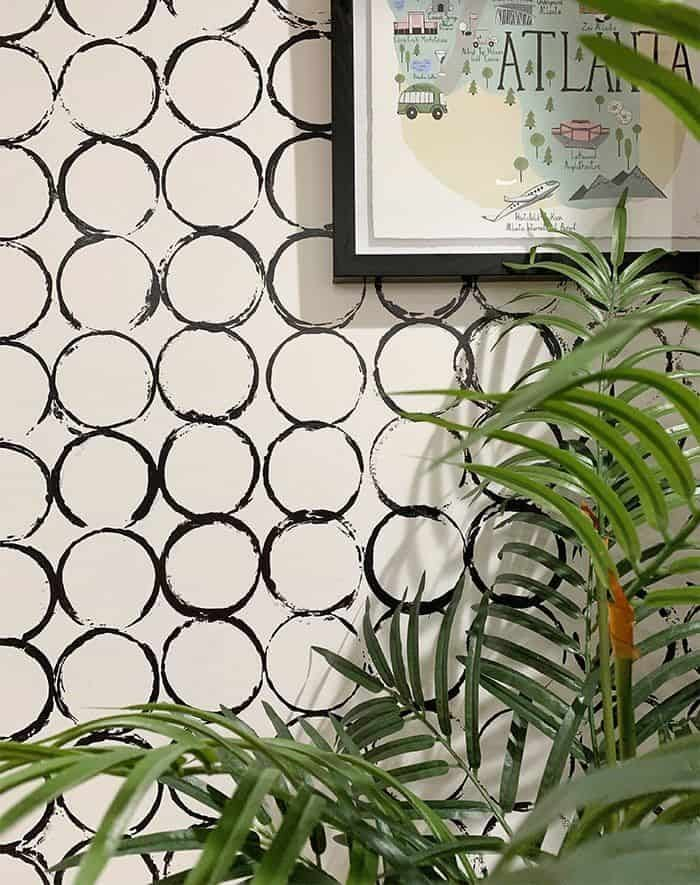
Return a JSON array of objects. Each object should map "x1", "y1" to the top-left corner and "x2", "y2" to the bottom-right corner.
[{"x1": 331, "y1": 0, "x2": 700, "y2": 283}]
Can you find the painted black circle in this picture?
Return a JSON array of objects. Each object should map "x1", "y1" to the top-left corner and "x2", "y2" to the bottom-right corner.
[
  {"x1": 55, "y1": 0, "x2": 157, "y2": 36},
  {"x1": 0, "y1": 146, "x2": 54, "y2": 241},
  {"x1": 267, "y1": 31, "x2": 331, "y2": 131},
  {"x1": 51, "y1": 431, "x2": 159, "y2": 528},
  {"x1": 0, "y1": 543, "x2": 56, "y2": 641},
  {"x1": 365, "y1": 506, "x2": 468, "y2": 613},
  {"x1": 0, "y1": 639, "x2": 53, "y2": 740},
  {"x1": 57, "y1": 39, "x2": 160, "y2": 138},
  {"x1": 0, "y1": 44, "x2": 56, "y2": 144},
  {"x1": 164, "y1": 36, "x2": 262, "y2": 133},
  {"x1": 57, "y1": 234, "x2": 159, "y2": 331},
  {"x1": 0, "y1": 444, "x2": 52, "y2": 541},
  {"x1": 267, "y1": 229, "x2": 365, "y2": 330},
  {"x1": 262, "y1": 422, "x2": 363, "y2": 518},
  {"x1": 162, "y1": 0, "x2": 259, "y2": 32},
  {"x1": 56, "y1": 528, "x2": 160, "y2": 626},
  {"x1": 161, "y1": 134, "x2": 262, "y2": 231},
  {"x1": 0, "y1": 2, "x2": 53, "y2": 41},
  {"x1": 162, "y1": 617, "x2": 264, "y2": 712},
  {"x1": 58, "y1": 138, "x2": 159, "y2": 236},
  {"x1": 54, "y1": 627, "x2": 159, "y2": 721},
  {"x1": 158, "y1": 422, "x2": 260, "y2": 519},
  {"x1": 265, "y1": 132, "x2": 331, "y2": 229},
  {"x1": 156, "y1": 326, "x2": 258, "y2": 423},
  {"x1": 160, "y1": 229, "x2": 264, "y2": 329},
  {"x1": 0, "y1": 243, "x2": 52, "y2": 338},
  {"x1": 160, "y1": 516, "x2": 261, "y2": 618}
]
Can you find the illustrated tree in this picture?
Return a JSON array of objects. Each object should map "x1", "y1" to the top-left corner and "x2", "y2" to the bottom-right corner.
[
  {"x1": 399, "y1": 43, "x2": 406, "y2": 67},
  {"x1": 513, "y1": 155, "x2": 529, "y2": 182},
  {"x1": 482, "y1": 66, "x2": 494, "y2": 88},
  {"x1": 462, "y1": 60, "x2": 470, "y2": 77},
  {"x1": 633, "y1": 122, "x2": 643, "y2": 142},
  {"x1": 525, "y1": 109, "x2": 536, "y2": 129},
  {"x1": 545, "y1": 96, "x2": 554, "y2": 112},
  {"x1": 469, "y1": 79, "x2": 478, "y2": 95},
  {"x1": 595, "y1": 94, "x2": 605, "y2": 114},
  {"x1": 525, "y1": 58, "x2": 534, "y2": 76},
  {"x1": 530, "y1": 131, "x2": 545, "y2": 158},
  {"x1": 616, "y1": 126, "x2": 624, "y2": 156},
  {"x1": 545, "y1": 68, "x2": 556, "y2": 88},
  {"x1": 624, "y1": 136, "x2": 633, "y2": 169},
  {"x1": 544, "y1": 145, "x2": 553, "y2": 165},
  {"x1": 505, "y1": 87, "x2": 516, "y2": 106},
  {"x1": 414, "y1": 43, "x2": 420, "y2": 58},
  {"x1": 575, "y1": 44, "x2": 584, "y2": 62},
  {"x1": 395, "y1": 72, "x2": 406, "y2": 93}
]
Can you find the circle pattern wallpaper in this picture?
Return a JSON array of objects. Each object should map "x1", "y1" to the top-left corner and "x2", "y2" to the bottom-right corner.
[{"x1": 0, "y1": 0, "x2": 695, "y2": 875}]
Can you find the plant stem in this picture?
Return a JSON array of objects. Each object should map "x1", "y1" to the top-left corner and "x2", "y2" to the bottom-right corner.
[
  {"x1": 413, "y1": 707, "x2": 514, "y2": 839},
  {"x1": 595, "y1": 580, "x2": 617, "y2": 768},
  {"x1": 615, "y1": 657, "x2": 636, "y2": 760},
  {"x1": 583, "y1": 562, "x2": 601, "y2": 769}
]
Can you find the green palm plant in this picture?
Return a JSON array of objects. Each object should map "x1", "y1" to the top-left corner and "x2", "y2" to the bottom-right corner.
[{"x1": 0, "y1": 196, "x2": 698, "y2": 883}]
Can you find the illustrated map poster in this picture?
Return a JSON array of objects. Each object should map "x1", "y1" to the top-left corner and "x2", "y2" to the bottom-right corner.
[{"x1": 356, "y1": 0, "x2": 700, "y2": 254}]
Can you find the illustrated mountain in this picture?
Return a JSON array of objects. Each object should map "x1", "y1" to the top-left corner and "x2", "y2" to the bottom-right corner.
[{"x1": 570, "y1": 165, "x2": 666, "y2": 200}]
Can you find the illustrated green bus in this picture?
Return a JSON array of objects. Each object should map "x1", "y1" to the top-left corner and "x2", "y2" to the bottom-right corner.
[{"x1": 397, "y1": 83, "x2": 448, "y2": 120}]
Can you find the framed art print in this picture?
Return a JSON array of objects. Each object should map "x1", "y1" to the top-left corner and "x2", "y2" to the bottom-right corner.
[{"x1": 332, "y1": 0, "x2": 700, "y2": 280}]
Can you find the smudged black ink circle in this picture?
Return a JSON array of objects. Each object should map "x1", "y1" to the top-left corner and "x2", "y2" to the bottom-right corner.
[
  {"x1": 55, "y1": 0, "x2": 157, "y2": 36},
  {"x1": 52, "y1": 332, "x2": 156, "y2": 429},
  {"x1": 57, "y1": 529, "x2": 160, "y2": 627},
  {"x1": 262, "y1": 513, "x2": 361, "y2": 615},
  {"x1": 159, "y1": 422, "x2": 259, "y2": 519},
  {"x1": 51, "y1": 431, "x2": 159, "y2": 528},
  {"x1": 465, "y1": 500, "x2": 567, "y2": 607},
  {"x1": 53, "y1": 839, "x2": 158, "y2": 884},
  {"x1": 57, "y1": 235, "x2": 159, "y2": 332},
  {"x1": 266, "y1": 329, "x2": 367, "y2": 425},
  {"x1": 160, "y1": 515, "x2": 260, "y2": 618},
  {"x1": 264, "y1": 614, "x2": 360, "y2": 714},
  {"x1": 0, "y1": 243, "x2": 51, "y2": 339},
  {"x1": 58, "y1": 138, "x2": 159, "y2": 236},
  {"x1": 375, "y1": 277, "x2": 470, "y2": 321},
  {"x1": 162, "y1": 0, "x2": 259, "y2": 33},
  {"x1": 0, "y1": 543, "x2": 57, "y2": 641},
  {"x1": 162, "y1": 618, "x2": 264, "y2": 713},
  {"x1": 267, "y1": 230, "x2": 365, "y2": 330},
  {"x1": 0, "y1": 848, "x2": 50, "y2": 883},
  {"x1": 267, "y1": 31, "x2": 331, "y2": 131},
  {"x1": 156, "y1": 326, "x2": 258, "y2": 423},
  {"x1": 54, "y1": 628, "x2": 159, "y2": 722},
  {"x1": 263, "y1": 422, "x2": 363, "y2": 518},
  {"x1": 0, "y1": 146, "x2": 54, "y2": 241},
  {"x1": 162, "y1": 134, "x2": 262, "y2": 230},
  {"x1": 57, "y1": 732, "x2": 163, "y2": 834},
  {"x1": 0, "y1": 639, "x2": 53, "y2": 740},
  {"x1": 265, "y1": 133, "x2": 331, "y2": 229},
  {"x1": 58, "y1": 40, "x2": 160, "y2": 138},
  {"x1": 0, "y1": 44, "x2": 55, "y2": 144},
  {"x1": 0, "y1": 444, "x2": 51, "y2": 541},
  {"x1": 365, "y1": 506, "x2": 467, "y2": 613},
  {"x1": 369, "y1": 417, "x2": 467, "y2": 512},
  {"x1": 267, "y1": 0, "x2": 330, "y2": 28},
  {"x1": 160, "y1": 229, "x2": 264, "y2": 329},
  {"x1": 461, "y1": 312, "x2": 563, "y2": 393},
  {"x1": 0, "y1": 341, "x2": 52, "y2": 438},
  {"x1": 373, "y1": 319, "x2": 467, "y2": 417},
  {"x1": 0, "y1": 1, "x2": 54, "y2": 42},
  {"x1": 164, "y1": 36, "x2": 262, "y2": 133}
]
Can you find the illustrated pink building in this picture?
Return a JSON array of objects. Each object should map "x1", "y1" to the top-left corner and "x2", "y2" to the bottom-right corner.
[
  {"x1": 394, "y1": 12, "x2": 439, "y2": 34},
  {"x1": 557, "y1": 120, "x2": 604, "y2": 142}
]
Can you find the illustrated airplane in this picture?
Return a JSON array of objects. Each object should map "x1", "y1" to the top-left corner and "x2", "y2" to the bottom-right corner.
[{"x1": 483, "y1": 180, "x2": 560, "y2": 223}]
